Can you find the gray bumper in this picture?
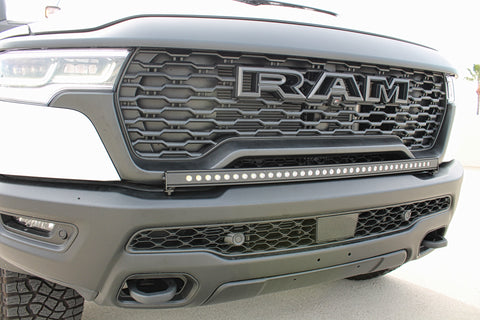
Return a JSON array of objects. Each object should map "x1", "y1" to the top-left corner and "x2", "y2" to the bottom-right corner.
[{"x1": 0, "y1": 160, "x2": 463, "y2": 307}]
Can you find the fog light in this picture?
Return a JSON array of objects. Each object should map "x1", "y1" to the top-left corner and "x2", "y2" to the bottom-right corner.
[
  {"x1": 15, "y1": 217, "x2": 55, "y2": 232},
  {"x1": 0, "y1": 213, "x2": 78, "y2": 250}
]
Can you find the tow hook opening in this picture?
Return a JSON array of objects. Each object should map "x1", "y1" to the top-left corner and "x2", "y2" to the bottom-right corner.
[
  {"x1": 118, "y1": 274, "x2": 198, "y2": 306},
  {"x1": 128, "y1": 278, "x2": 178, "y2": 304},
  {"x1": 420, "y1": 227, "x2": 447, "y2": 254}
]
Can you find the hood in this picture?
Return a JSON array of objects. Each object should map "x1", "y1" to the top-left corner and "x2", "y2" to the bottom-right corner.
[
  {"x1": 8, "y1": 0, "x2": 424, "y2": 50},
  {"x1": 16, "y1": 0, "x2": 432, "y2": 52},
  {"x1": 0, "y1": 1, "x2": 455, "y2": 75},
  {"x1": 28, "y1": 0, "x2": 340, "y2": 33}
]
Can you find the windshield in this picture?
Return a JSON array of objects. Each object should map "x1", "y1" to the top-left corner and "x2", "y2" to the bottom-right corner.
[{"x1": 5, "y1": 0, "x2": 48, "y2": 22}]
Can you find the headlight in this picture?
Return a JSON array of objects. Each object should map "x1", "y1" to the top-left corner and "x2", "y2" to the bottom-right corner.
[{"x1": 0, "y1": 49, "x2": 129, "y2": 103}]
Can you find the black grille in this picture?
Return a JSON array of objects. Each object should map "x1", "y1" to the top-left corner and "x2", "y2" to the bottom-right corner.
[
  {"x1": 127, "y1": 196, "x2": 451, "y2": 257},
  {"x1": 117, "y1": 49, "x2": 447, "y2": 160},
  {"x1": 227, "y1": 152, "x2": 406, "y2": 169}
]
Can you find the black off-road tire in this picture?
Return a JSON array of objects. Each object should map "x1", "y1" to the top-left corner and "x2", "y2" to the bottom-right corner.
[
  {"x1": 0, "y1": 269, "x2": 84, "y2": 320},
  {"x1": 346, "y1": 268, "x2": 397, "y2": 281}
]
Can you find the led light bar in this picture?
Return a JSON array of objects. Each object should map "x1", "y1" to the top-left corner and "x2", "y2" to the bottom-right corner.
[{"x1": 165, "y1": 158, "x2": 439, "y2": 191}]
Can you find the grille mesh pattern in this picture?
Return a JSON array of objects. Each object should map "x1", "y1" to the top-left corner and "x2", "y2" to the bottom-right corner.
[
  {"x1": 227, "y1": 152, "x2": 404, "y2": 169},
  {"x1": 118, "y1": 49, "x2": 447, "y2": 160},
  {"x1": 127, "y1": 197, "x2": 451, "y2": 256},
  {"x1": 355, "y1": 197, "x2": 450, "y2": 236}
]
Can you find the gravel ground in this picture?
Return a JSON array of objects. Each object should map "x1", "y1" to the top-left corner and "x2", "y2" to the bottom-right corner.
[{"x1": 82, "y1": 167, "x2": 480, "y2": 320}]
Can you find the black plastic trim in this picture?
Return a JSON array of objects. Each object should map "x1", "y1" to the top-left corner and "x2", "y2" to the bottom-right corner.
[
  {"x1": 0, "y1": 160, "x2": 463, "y2": 305},
  {"x1": 204, "y1": 250, "x2": 407, "y2": 305},
  {"x1": 126, "y1": 195, "x2": 451, "y2": 258}
]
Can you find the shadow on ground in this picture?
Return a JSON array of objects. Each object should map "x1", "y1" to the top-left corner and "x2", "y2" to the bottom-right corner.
[{"x1": 83, "y1": 276, "x2": 480, "y2": 320}]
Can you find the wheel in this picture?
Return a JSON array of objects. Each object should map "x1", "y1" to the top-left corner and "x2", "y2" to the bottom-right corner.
[
  {"x1": 346, "y1": 268, "x2": 397, "y2": 281},
  {"x1": 0, "y1": 269, "x2": 84, "y2": 319}
]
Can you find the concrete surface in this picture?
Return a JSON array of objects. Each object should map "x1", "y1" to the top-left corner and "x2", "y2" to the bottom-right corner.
[{"x1": 81, "y1": 167, "x2": 480, "y2": 320}]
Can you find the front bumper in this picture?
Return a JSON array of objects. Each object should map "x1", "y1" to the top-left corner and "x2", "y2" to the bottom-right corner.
[{"x1": 0, "y1": 160, "x2": 463, "y2": 307}]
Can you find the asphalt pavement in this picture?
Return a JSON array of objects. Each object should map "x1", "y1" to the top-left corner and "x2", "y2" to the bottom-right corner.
[{"x1": 82, "y1": 167, "x2": 480, "y2": 320}]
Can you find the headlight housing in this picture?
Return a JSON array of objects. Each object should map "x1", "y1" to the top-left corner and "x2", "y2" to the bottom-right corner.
[
  {"x1": 0, "y1": 49, "x2": 129, "y2": 103},
  {"x1": 0, "y1": 49, "x2": 127, "y2": 181}
]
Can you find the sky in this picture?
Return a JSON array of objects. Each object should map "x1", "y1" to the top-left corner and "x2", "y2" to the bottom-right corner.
[{"x1": 329, "y1": 1, "x2": 479, "y2": 79}]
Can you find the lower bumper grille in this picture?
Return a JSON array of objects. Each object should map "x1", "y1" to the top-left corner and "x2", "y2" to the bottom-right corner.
[{"x1": 127, "y1": 196, "x2": 451, "y2": 257}]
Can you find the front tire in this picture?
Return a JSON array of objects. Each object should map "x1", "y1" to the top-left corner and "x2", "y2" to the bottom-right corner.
[{"x1": 0, "y1": 269, "x2": 84, "y2": 320}]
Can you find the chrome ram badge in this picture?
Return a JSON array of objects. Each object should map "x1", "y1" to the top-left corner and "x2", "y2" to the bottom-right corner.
[{"x1": 236, "y1": 67, "x2": 410, "y2": 104}]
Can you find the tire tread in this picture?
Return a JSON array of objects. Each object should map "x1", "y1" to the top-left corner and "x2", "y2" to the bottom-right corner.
[{"x1": 0, "y1": 269, "x2": 84, "y2": 320}]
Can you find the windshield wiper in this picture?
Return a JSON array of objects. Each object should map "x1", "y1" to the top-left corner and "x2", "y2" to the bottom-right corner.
[{"x1": 235, "y1": 0, "x2": 338, "y2": 17}]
